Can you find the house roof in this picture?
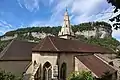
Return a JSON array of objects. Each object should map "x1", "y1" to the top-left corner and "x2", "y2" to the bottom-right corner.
[
  {"x1": 76, "y1": 55, "x2": 116, "y2": 77},
  {"x1": 32, "y1": 36, "x2": 113, "y2": 53},
  {"x1": 0, "y1": 61, "x2": 31, "y2": 76},
  {"x1": 0, "y1": 40, "x2": 36, "y2": 60}
]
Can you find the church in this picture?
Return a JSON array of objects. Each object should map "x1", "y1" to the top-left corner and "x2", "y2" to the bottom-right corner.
[{"x1": 0, "y1": 9, "x2": 117, "y2": 80}]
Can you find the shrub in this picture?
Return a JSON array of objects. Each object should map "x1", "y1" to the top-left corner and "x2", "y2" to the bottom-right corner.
[{"x1": 67, "y1": 71, "x2": 94, "y2": 80}]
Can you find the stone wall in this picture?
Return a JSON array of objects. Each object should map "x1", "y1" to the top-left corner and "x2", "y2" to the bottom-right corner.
[
  {"x1": 32, "y1": 52, "x2": 58, "y2": 79},
  {"x1": 59, "y1": 53, "x2": 74, "y2": 78}
]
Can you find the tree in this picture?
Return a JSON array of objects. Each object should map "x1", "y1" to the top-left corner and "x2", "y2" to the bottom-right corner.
[
  {"x1": 107, "y1": 0, "x2": 120, "y2": 29},
  {"x1": 67, "y1": 71, "x2": 94, "y2": 80}
]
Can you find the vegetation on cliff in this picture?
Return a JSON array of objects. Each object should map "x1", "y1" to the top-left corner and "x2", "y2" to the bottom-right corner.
[
  {"x1": 2, "y1": 21, "x2": 111, "y2": 37},
  {"x1": 0, "y1": 21, "x2": 119, "y2": 53}
]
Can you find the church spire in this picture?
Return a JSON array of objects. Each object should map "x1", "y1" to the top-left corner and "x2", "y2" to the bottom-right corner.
[{"x1": 58, "y1": 8, "x2": 75, "y2": 40}]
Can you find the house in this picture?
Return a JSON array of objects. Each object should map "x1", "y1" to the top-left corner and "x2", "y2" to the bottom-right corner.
[{"x1": 0, "y1": 9, "x2": 117, "y2": 80}]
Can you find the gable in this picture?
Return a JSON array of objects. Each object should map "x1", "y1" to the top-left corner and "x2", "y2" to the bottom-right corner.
[{"x1": 76, "y1": 55, "x2": 116, "y2": 78}]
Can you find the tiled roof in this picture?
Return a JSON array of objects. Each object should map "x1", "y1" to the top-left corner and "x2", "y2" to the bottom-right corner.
[
  {"x1": 76, "y1": 55, "x2": 116, "y2": 77},
  {"x1": 0, "y1": 40, "x2": 36, "y2": 60},
  {"x1": 32, "y1": 36, "x2": 113, "y2": 53},
  {"x1": 0, "y1": 61, "x2": 31, "y2": 76}
]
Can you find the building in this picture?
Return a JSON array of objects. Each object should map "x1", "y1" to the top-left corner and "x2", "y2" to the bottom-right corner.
[
  {"x1": 0, "y1": 40, "x2": 36, "y2": 76},
  {"x1": 58, "y1": 9, "x2": 75, "y2": 40},
  {"x1": 0, "y1": 9, "x2": 118, "y2": 80}
]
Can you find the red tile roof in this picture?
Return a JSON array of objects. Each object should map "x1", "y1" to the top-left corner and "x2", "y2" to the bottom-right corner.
[
  {"x1": 0, "y1": 61, "x2": 31, "y2": 76},
  {"x1": 0, "y1": 40, "x2": 36, "y2": 60},
  {"x1": 32, "y1": 36, "x2": 113, "y2": 53},
  {"x1": 76, "y1": 55, "x2": 116, "y2": 77}
]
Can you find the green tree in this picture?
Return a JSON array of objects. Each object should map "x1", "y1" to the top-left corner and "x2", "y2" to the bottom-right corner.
[
  {"x1": 67, "y1": 71, "x2": 94, "y2": 80},
  {"x1": 85, "y1": 37, "x2": 120, "y2": 52},
  {"x1": 107, "y1": 0, "x2": 120, "y2": 29}
]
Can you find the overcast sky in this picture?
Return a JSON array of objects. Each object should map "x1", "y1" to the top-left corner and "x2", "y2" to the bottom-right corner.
[{"x1": 0, "y1": 0, "x2": 120, "y2": 41}]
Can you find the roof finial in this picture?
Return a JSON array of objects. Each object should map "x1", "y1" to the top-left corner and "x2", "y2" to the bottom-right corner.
[{"x1": 66, "y1": 7, "x2": 68, "y2": 12}]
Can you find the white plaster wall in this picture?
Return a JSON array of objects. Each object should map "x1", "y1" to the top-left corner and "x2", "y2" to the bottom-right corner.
[{"x1": 32, "y1": 53, "x2": 41, "y2": 65}]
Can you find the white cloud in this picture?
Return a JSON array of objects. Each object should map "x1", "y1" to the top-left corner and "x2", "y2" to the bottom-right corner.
[
  {"x1": 49, "y1": 0, "x2": 114, "y2": 25},
  {"x1": 17, "y1": 0, "x2": 55, "y2": 12},
  {"x1": 49, "y1": 0, "x2": 120, "y2": 41},
  {"x1": 17, "y1": 0, "x2": 40, "y2": 12},
  {"x1": 0, "y1": 20, "x2": 13, "y2": 35},
  {"x1": 71, "y1": 0, "x2": 103, "y2": 15},
  {"x1": 71, "y1": 0, "x2": 114, "y2": 23},
  {"x1": 17, "y1": 0, "x2": 24, "y2": 8},
  {"x1": 28, "y1": 20, "x2": 55, "y2": 27},
  {"x1": 49, "y1": 0, "x2": 74, "y2": 24},
  {"x1": 0, "y1": 20, "x2": 12, "y2": 28},
  {"x1": 4, "y1": 0, "x2": 119, "y2": 41}
]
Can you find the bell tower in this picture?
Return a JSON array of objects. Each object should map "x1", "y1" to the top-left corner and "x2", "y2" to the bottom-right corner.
[{"x1": 58, "y1": 8, "x2": 75, "y2": 39}]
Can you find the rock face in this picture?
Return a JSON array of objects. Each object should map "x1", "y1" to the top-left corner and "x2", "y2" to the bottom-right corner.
[
  {"x1": 31, "y1": 32, "x2": 54, "y2": 39},
  {"x1": 0, "y1": 24, "x2": 112, "y2": 41},
  {"x1": 0, "y1": 34, "x2": 18, "y2": 41},
  {"x1": 0, "y1": 32, "x2": 54, "y2": 41},
  {"x1": 75, "y1": 25, "x2": 112, "y2": 38}
]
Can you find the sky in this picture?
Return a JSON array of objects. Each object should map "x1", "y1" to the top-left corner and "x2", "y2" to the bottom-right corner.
[{"x1": 0, "y1": 0, "x2": 120, "y2": 41}]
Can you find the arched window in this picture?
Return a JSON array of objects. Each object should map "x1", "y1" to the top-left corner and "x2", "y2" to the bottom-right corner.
[
  {"x1": 66, "y1": 25, "x2": 67, "y2": 27},
  {"x1": 43, "y1": 62, "x2": 52, "y2": 80},
  {"x1": 60, "y1": 62, "x2": 67, "y2": 80}
]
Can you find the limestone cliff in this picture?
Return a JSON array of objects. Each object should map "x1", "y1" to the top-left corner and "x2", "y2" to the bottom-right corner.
[{"x1": 0, "y1": 21, "x2": 112, "y2": 42}]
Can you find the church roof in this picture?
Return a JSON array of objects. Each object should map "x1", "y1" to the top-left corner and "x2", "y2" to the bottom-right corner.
[
  {"x1": 0, "y1": 40, "x2": 36, "y2": 76},
  {"x1": 0, "y1": 39, "x2": 36, "y2": 60},
  {"x1": 0, "y1": 61, "x2": 31, "y2": 76},
  {"x1": 32, "y1": 36, "x2": 113, "y2": 53},
  {"x1": 76, "y1": 55, "x2": 116, "y2": 78}
]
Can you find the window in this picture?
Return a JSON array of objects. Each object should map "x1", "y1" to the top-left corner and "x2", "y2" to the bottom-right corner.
[
  {"x1": 60, "y1": 62, "x2": 67, "y2": 80},
  {"x1": 34, "y1": 60, "x2": 37, "y2": 66},
  {"x1": 43, "y1": 62, "x2": 52, "y2": 80}
]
